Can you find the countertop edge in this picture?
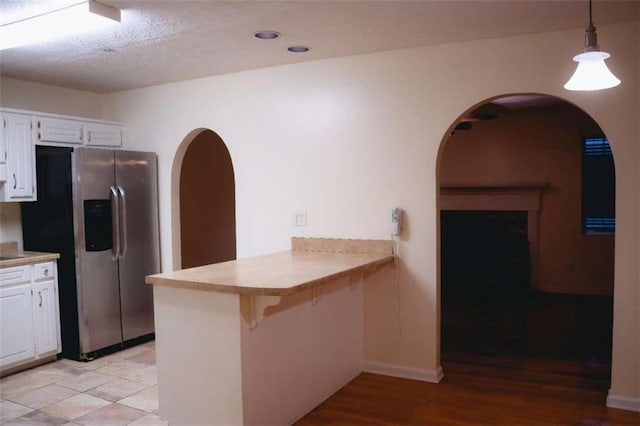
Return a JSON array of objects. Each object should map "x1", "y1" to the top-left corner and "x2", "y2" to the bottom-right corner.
[
  {"x1": 0, "y1": 252, "x2": 60, "y2": 268},
  {"x1": 145, "y1": 254, "x2": 394, "y2": 296}
]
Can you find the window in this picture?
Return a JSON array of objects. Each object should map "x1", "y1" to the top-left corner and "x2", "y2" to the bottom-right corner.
[{"x1": 582, "y1": 137, "x2": 615, "y2": 234}]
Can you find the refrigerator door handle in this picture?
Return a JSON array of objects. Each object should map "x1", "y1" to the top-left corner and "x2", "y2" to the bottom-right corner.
[
  {"x1": 110, "y1": 186, "x2": 121, "y2": 261},
  {"x1": 117, "y1": 185, "x2": 127, "y2": 259}
]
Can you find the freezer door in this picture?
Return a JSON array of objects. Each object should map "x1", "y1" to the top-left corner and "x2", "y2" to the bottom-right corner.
[
  {"x1": 115, "y1": 150, "x2": 160, "y2": 341},
  {"x1": 73, "y1": 148, "x2": 122, "y2": 354}
]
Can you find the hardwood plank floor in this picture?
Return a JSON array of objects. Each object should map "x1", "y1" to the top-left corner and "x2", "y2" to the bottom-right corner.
[
  {"x1": 297, "y1": 290, "x2": 638, "y2": 425},
  {"x1": 297, "y1": 355, "x2": 638, "y2": 425}
]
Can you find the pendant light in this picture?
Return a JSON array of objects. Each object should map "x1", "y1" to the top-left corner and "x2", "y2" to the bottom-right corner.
[{"x1": 564, "y1": 0, "x2": 621, "y2": 91}]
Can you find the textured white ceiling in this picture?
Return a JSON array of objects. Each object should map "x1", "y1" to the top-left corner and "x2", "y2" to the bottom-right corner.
[{"x1": 0, "y1": 1, "x2": 638, "y2": 94}]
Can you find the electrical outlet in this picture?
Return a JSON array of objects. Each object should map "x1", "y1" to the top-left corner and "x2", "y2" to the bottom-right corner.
[{"x1": 293, "y1": 210, "x2": 307, "y2": 227}]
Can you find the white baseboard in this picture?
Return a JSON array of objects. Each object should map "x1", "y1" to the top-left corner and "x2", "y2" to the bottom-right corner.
[
  {"x1": 363, "y1": 361, "x2": 443, "y2": 383},
  {"x1": 607, "y1": 391, "x2": 640, "y2": 412}
]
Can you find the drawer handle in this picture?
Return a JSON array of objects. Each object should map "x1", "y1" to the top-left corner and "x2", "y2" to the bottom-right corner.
[
  {"x1": 13, "y1": 173, "x2": 17, "y2": 189},
  {"x1": 43, "y1": 268, "x2": 49, "y2": 276},
  {"x1": 38, "y1": 291, "x2": 42, "y2": 307}
]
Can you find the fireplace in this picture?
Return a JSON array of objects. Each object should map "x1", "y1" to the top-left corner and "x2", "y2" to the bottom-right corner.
[{"x1": 439, "y1": 184, "x2": 547, "y2": 290}]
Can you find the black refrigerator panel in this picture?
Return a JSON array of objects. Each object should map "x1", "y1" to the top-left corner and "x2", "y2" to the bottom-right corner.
[
  {"x1": 83, "y1": 199, "x2": 112, "y2": 252},
  {"x1": 21, "y1": 146, "x2": 80, "y2": 359}
]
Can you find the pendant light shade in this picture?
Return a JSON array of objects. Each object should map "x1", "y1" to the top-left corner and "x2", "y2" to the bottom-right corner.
[
  {"x1": 564, "y1": 0, "x2": 621, "y2": 91},
  {"x1": 564, "y1": 51, "x2": 621, "y2": 91}
]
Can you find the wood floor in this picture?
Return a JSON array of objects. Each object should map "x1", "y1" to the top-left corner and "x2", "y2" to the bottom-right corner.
[
  {"x1": 296, "y1": 357, "x2": 638, "y2": 425},
  {"x1": 296, "y1": 289, "x2": 639, "y2": 425}
]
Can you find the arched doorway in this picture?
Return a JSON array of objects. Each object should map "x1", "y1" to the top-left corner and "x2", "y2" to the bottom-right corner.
[
  {"x1": 437, "y1": 94, "x2": 615, "y2": 388},
  {"x1": 171, "y1": 129, "x2": 236, "y2": 269}
]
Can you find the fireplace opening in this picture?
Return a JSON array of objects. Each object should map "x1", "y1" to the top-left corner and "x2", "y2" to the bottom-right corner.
[{"x1": 441, "y1": 210, "x2": 529, "y2": 296}]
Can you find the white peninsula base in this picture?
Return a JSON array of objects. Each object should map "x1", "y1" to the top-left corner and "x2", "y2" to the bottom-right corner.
[{"x1": 148, "y1": 238, "x2": 393, "y2": 425}]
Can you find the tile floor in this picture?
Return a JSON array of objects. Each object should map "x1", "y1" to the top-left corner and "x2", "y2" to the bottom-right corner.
[{"x1": 0, "y1": 341, "x2": 166, "y2": 425}]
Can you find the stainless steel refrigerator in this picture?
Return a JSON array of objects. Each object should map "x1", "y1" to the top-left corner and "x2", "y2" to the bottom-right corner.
[{"x1": 22, "y1": 146, "x2": 160, "y2": 360}]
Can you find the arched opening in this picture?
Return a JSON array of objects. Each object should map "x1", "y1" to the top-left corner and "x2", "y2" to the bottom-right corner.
[
  {"x1": 437, "y1": 94, "x2": 615, "y2": 392},
  {"x1": 171, "y1": 129, "x2": 236, "y2": 269}
]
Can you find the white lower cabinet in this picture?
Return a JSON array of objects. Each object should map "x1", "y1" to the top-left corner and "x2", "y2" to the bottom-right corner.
[
  {"x1": 0, "y1": 283, "x2": 36, "y2": 367},
  {"x1": 0, "y1": 261, "x2": 61, "y2": 372},
  {"x1": 34, "y1": 279, "x2": 59, "y2": 356}
]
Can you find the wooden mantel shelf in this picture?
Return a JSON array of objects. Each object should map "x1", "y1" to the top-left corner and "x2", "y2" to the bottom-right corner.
[{"x1": 440, "y1": 183, "x2": 550, "y2": 193}]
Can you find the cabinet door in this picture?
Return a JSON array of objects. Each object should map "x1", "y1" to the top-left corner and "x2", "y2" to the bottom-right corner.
[
  {"x1": 0, "y1": 284, "x2": 35, "y2": 368},
  {"x1": 0, "y1": 112, "x2": 6, "y2": 182},
  {"x1": 84, "y1": 123, "x2": 122, "y2": 147},
  {"x1": 2, "y1": 113, "x2": 36, "y2": 200},
  {"x1": 37, "y1": 117, "x2": 84, "y2": 145},
  {"x1": 33, "y1": 279, "x2": 59, "y2": 356}
]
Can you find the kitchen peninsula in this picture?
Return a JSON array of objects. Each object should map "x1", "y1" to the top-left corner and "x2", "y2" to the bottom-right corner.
[{"x1": 146, "y1": 237, "x2": 394, "y2": 425}]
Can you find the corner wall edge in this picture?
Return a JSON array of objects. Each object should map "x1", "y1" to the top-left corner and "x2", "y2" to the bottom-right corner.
[{"x1": 363, "y1": 361, "x2": 443, "y2": 383}]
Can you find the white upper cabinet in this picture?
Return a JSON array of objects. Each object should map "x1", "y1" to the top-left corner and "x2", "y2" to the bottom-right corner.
[
  {"x1": 0, "y1": 108, "x2": 125, "y2": 202},
  {"x1": 37, "y1": 117, "x2": 84, "y2": 145},
  {"x1": 36, "y1": 117, "x2": 123, "y2": 148},
  {"x1": 85, "y1": 122, "x2": 123, "y2": 147},
  {"x1": 1, "y1": 113, "x2": 36, "y2": 201}
]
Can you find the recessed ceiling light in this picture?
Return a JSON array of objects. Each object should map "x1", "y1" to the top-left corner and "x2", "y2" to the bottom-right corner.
[
  {"x1": 254, "y1": 31, "x2": 280, "y2": 40},
  {"x1": 288, "y1": 46, "x2": 309, "y2": 53}
]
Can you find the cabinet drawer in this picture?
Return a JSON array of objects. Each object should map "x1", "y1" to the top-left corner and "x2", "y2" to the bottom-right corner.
[
  {"x1": 0, "y1": 266, "x2": 31, "y2": 286},
  {"x1": 33, "y1": 262, "x2": 54, "y2": 282}
]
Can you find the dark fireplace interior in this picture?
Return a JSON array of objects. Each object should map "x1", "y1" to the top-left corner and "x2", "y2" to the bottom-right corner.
[
  {"x1": 441, "y1": 210, "x2": 529, "y2": 295},
  {"x1": 441, "y1": 209, "x2": 612, "y2": 371}
]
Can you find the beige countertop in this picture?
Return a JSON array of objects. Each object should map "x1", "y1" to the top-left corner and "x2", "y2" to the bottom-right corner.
[
  {"x1": 0, "y1": 251, "x2": 60, "y2": 268},
  {"x1": 146, "y1": 238, "x2": 394, "y2": 296}
]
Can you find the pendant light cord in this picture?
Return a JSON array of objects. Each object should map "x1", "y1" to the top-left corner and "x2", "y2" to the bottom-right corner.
[{"x1": 585, "y1": 0, "x2": 598, "y2": 51}]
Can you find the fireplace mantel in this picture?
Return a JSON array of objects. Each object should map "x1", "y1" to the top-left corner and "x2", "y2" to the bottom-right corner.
[
  {"x1": 439, "y1": 183, "x2": 550, "y2": 290},
  {"x1": 439, "y1": 183, "x2": 549, "y2": 211},
  {"x1": 440, "y1": 183, "x2": 549, "y2": 191}
]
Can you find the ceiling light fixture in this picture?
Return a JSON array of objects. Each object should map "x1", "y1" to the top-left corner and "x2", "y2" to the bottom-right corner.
[
  {"x1": 564, "y1": 0, "x2": 621, "y2": 91},
  {"x1": 288, "y1": 46, "x2": 309, "y2": 53},
  {"x1": 0, "y1": 0, "x2": 121, "y2": 51},
  {"x1": 254, "y1": 31, "x2": 280, "y2": 40}
]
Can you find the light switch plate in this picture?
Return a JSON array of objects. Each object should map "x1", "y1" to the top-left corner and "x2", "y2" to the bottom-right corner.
[{"x1": 293, "y1": 210, "x2": 307, "y2": 227}]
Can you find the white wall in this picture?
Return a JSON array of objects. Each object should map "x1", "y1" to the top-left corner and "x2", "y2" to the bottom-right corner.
[
  {"x1": 102, "y1": 21, "x2": 639, "y2": 401},
  {"x1": 0, "y1": 202, "x2": 23, "y2": 250},
  {"x1": 0, "y1": 77, "x2": 106, "y2": 119},
  {"x1": 1, "y1": 20, "x2": 638, "y2": 406}
]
